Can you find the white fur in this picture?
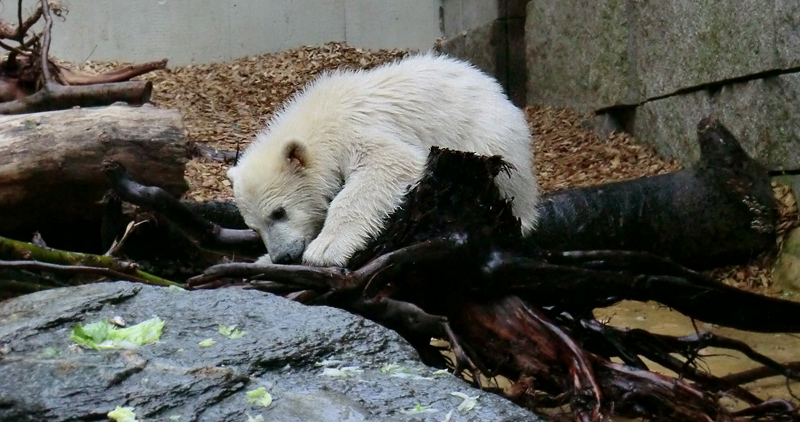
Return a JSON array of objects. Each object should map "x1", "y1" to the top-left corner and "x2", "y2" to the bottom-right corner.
[{"x1": 228, "y1": 53, "x2": 540, "y2": 267}]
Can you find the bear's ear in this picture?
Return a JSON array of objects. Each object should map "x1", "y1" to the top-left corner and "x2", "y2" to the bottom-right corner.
[{"x1": 284, "y1": 140, "x2": 307, "y2": 169}]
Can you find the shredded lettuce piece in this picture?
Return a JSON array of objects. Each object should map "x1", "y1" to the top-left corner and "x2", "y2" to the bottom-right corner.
[
  {"x1": 246, "y1": 387, "x2": 273, "y2": 408},
  {"x1": 450, "y1": 392, "x2": 479, "y2": 413},
  {"x1": 107, "y1": 406, "x2": 138, "y2": 422},
  {"x1": 198, "y1": 338, "x2": 215, "y2": 347},
  {"x1": 218, "y1": 324, "x2": 246, "y2": 339},
  {"x1": 71, "y1": 317, "x2": 164, "y2": 351},
  {"x1": 400, "y1": 403, "x2": 437, "y2": 415}
]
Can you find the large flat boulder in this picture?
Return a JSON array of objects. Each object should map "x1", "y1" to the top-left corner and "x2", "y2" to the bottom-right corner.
[{"x1": 0, "y1": 282, "x2": 539, "y2": 422}]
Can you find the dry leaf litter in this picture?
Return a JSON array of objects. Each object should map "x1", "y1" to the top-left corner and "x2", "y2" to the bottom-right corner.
[{"x1": 66, "y1": 42, "x2": 798, "y2": 293}]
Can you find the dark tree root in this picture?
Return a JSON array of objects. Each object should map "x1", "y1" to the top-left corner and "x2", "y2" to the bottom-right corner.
[
  {"x1": 102, "y1": 160, "x2": 265, "y2": 258},
  {"x1": 189, "y1": 230, "x2": 800, "y2": 421},
  {"x1": 106, "y1": 118, "x2": 800, "y2": 421},
  {"x1": 535, "y1": 116, "x2": 777, "y2": 270},
  {"x1": 724, "y1": 362, "x2": 800, "y2": 386}
]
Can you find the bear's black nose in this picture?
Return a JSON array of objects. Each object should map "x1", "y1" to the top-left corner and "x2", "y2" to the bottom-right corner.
[{"x1": 271, "y1": 252, "x2": 296, "y2": 265}]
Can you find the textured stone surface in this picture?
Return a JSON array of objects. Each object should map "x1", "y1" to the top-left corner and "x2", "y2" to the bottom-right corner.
[
  {"x1": 440, "y1": 0, "x2": 501, "y2": 37},
  {"x1": 634, "y1": 1, "x2": 776, "y2": 99},
  {"x1": 774, "y1": 0, "x2": 800, "y2": 68},
  {"x1": 632, "y1": 73, "x2": 800, "y2": 170},
  {"x1": 437, "y1": 1, "x2": 530, "y2": 107},
  {"x1": 525, "y1": 0, "x2": 800, "y2": 110},
  {"x1": 526, "y1": 0, "x2": 639, "y2": 111},
  {"x1": 0, "y1": 282, "x2": 539, "y2": 422}
]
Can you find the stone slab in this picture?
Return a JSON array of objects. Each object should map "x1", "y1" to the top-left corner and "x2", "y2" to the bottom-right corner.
[
  {"x1": 525, "y1": 0, "x2": 800, "y2": 110},
  {"x1": 525, "y1": 0, "x2": 640, "y2": 112},
  {"x1": 0, "y1": 282, "x2": 541, "y2": 422},
  {"x1": 632, "y1": 73, "x2": 800, "y2": 171},
  {"x1": 634, "y1": 1, "x2": 777, "y2": 99},
  {"x1": 440, "y1": 0, "x2": 502, "y2": 37}
]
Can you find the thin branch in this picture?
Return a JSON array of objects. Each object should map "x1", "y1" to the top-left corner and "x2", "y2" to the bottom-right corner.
[
  {"x1": 0, "y1": 259, "x2": 161, "y2": 286},
  {"x1": 104, "y1": 160, "x2": 265, "y2": 258},
  {"x1": 17, "y1": 0, "x2": 25, "y2": 43},
  {"x1": 39, "y1": 0, "x2": 53, "y2": 84},
  {"x1": 0, "y1": 235, "x2": 180, "y2": 287},
  {"x1": 722, "y1": 362, "x2": 800, "y2": 385}
]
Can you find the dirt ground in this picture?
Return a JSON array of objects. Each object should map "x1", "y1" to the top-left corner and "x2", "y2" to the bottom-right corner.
[{"x1": 73, "y1": 42, "x2": 797, "y2": 293}]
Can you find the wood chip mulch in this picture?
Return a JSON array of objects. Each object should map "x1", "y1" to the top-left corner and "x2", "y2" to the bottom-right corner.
[{"x1": 67, "y1": 42, "x2": 798, "y2": 293}]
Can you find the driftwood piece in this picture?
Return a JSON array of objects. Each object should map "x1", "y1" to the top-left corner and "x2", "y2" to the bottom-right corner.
[
  {"x1": 535, "y1": 117, "x2": 776, "y2": 269},
  {"x1": 103, "y1": 161, "x2": 263, "y2": 259},
  {"x1": 0, "y1": 1, "x2": 165, "y2": 114},
  {"x1": 0, "y1": 104, "x2": 188, "y2": 234},
  {"x1": 0, "y1": 80, "x2": 154, "y2": 115}
]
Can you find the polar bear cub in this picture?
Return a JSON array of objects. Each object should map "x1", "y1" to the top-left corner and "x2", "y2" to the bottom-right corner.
[{"x1": 227, "y1": 53, "x2": 540, "y2": 267}]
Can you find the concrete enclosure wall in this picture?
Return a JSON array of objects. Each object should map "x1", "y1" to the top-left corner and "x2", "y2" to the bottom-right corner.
[
  {"x1": 436, "y1": 0, "x2": 529, "y2": 106},
  {"x1": 523, "y1": 0, "x2": 800, "y2": 171},
  {"x1": 3, "y1": 0, "x2": 444, "y2": 65}
]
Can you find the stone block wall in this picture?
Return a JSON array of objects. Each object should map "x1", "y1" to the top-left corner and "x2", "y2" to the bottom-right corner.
[
  {"x1": 436, "y1": 0, "x2": 530, "y2": 106},
  {"x1": 525, "y1": 0, "x2": 800, "y2": 171}
]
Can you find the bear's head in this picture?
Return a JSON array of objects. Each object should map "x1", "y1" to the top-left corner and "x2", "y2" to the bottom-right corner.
[{"x1": 227, "y1": 138, "x2": 329, "y2": 264}]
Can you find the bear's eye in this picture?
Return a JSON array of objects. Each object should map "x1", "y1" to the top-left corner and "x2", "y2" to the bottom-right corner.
[{"x1": 271, "y1": 207, "x2": 287, "y2": 221}]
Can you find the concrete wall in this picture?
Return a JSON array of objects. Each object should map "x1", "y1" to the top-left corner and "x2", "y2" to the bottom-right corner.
[
  {"x1": 436, "y1": 0, "x2": 529, "y2": 106},
  {"x1": 524, "y1": 0, "x2": 800, "y2": 171},
  {"x1": 4, "y1": 0, "x2": 443, "y2": 65}
]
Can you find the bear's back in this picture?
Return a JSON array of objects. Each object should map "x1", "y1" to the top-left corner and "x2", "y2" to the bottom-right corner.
[{"x1": 266, "y1": 53, "x2": 531, "y2": 159}]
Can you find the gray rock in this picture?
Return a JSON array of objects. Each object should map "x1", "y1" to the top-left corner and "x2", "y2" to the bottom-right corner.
[
  {"x1": 774, "y1": 0, "x2": 800, "y2": 68},
  {"x1": 524, "y1": 0, "x2": 800, "y2": 110},
  {"x1": 632, "y1": 90, "x2": 710, "y2": 165},
  {"x1": 440, "y1": 0, "x2": 501, "y2": 38},
  {"x1": 634, "y1": 0, "x2": 777, "y2": 99},
  {"x1": 579, "y1": 113, "x2": 625, "y2": 141},
  {"x1": 633, "y1": 73, "x2": 800, "y2": 170},
  {"x1": 773, "y1": 227, "x2": 800, "y2": 292},
  {"x1": 0, "y1": 282, "x2": 539, "y2": 422},
  {"x1": 525, "y1": 0, "x2": 640, "y2": 112}
]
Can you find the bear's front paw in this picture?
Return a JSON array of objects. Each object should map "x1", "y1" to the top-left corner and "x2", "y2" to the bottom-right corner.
[{"x1": 302, "y1": 235, "x2": 358, "y2": 267}]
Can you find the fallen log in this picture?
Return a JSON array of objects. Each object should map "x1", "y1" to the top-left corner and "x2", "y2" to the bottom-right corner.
[
  {"x1": 0, "y1": 104, "x2": 188, "y2": 235},
  {"x1": 535, "y1": 117, "x2": 776, "y2": 269},
  {"x1": 0, "y1": 80, "x2": 154, "y2": 115},
  {"x1": 0, "y1": 1, "x2": 167, "y2": 114}
]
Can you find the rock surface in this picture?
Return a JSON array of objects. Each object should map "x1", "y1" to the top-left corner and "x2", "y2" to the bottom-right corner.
[
  {"x1": 0, "y1": 282, "x2": 539, "y2": 422},
  {"x1": 525, "y1": 0, "x2": 637, "y2": 111},
  {"x1": 631, "y1": 73, "x2": 800, "y2": 170},
  {"x1": 525, "y1": 0, "x2": 800, "y2": 110}
]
